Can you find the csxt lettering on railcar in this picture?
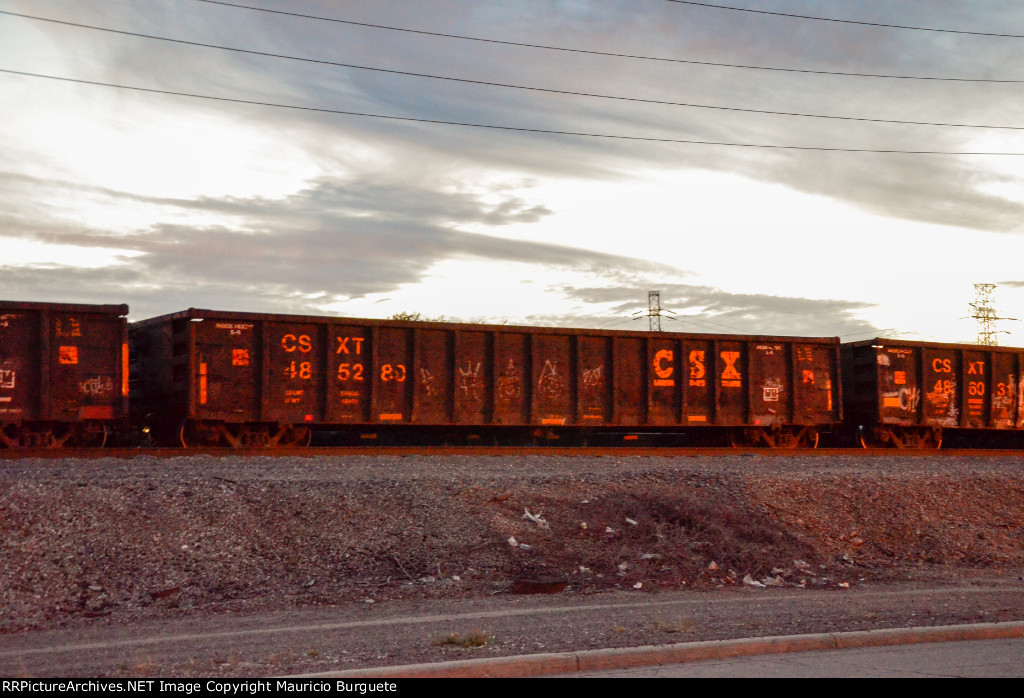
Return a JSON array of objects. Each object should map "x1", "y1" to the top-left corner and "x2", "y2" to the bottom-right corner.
[{"x1": 128, "y1": 308, "x2": 841, "y2": 448}]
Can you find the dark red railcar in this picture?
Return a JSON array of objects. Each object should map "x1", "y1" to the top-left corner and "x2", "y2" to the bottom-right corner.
[
  {"x1": 130, "y1": 308, "x2": 841, "y2": 448},
  {"x1": 842, "y1": 338, "x2": 1024, "y2": 448},
  {"x1": 0, "y1": 300, "x2": 129, "y2": 448}
]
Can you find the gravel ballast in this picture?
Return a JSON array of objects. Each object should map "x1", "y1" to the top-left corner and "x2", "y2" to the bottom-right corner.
[{"x1": 2, "y1": 453, "x2": 1023, "y2": 675}]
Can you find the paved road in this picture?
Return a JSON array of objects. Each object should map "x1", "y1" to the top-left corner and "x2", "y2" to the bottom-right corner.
[
  {"x1": 559, "y1": 636, "x2": 1024, "y2": 677},
  {"x1": 322, "y1": 623, "x2": 1024, "y2": 678},
  {"x1": 3, "y1": 580, "x2": 1023, "y2": 677}
]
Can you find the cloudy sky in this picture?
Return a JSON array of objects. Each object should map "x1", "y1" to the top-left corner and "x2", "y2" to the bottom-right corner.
[{"x1": 3, "y1": 0, "x2": 1024, "y2": 343}]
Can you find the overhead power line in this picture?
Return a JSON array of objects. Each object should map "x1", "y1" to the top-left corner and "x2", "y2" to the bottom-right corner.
[
  {"x1": 4, "y1": 11, "x2": 1020, "y2": 131},
  {"x1": 4, "y1": 68, "x2": 1023, "y2": 156},
  {"x1": 664, "y1": 1, "x2": 1024, "y2": 39},
  {"x1": 188, "y1": 0, "x2": 1023, "y2": 83}
]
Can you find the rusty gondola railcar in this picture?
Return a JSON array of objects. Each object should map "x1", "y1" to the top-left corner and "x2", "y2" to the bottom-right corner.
[
  {"x1": 130, "y1": 308, "x2": 841, "y2": 448},
  {"x1": 0, "y1": 300, "x2": 129, "y2": 448},
  {"x1": 841, "y1": 338, "x2": 1024, "y2": 448}
]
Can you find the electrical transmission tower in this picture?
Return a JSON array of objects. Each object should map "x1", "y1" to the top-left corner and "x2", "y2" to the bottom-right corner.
[
  {"x1": 968, "y1": 284, "x2": 1016, "y2": 345},
  {"x1": 641, "y1": 291, "x2": 675, "y2": 332}
]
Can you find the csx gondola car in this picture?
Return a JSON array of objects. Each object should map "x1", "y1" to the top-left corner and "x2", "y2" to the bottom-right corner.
[
  {"x1": 0, "y1": 300, "x2": 129, "y2": 448},
  {"x1": 129, "y1": 308, "x2": 842, "y2": 448},
  {"x1": 842, "y1": 338, "x2": 1024, "y2": 448}
]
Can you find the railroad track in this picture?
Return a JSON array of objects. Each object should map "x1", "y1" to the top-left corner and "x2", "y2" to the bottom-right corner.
[{"x1": 3, "y1": 446, "x2": 1023, "y2": 459}]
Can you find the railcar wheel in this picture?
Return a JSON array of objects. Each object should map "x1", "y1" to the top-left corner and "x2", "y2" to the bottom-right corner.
[
  {"x1": 860, "y1": 426, "x2": 898, "y2": 448},
  {"x1": 728, "y1": 429, "x2": 747, "y2": 448},
  {"x1": 774, "y1": 427, "x2": 803, "y2": 449},
  {"x1": 920, "y1": 428, "x2": 942, "y2": 450},
  {"x1": 179, "y1": 420, "x2": 224, "y2": 448},
  {"x1": 278, "y1": 425, "x2": 312, "y2": 447},
  {"x1": 77, "y1": 423, "x2": 109, "y2": 448},
  {"x1": 0, "y1": 425, "x2": 21, "y2": 449}
]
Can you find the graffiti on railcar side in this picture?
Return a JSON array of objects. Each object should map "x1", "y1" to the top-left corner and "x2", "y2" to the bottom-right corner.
[
  {"x1": 582, "y1": 365, "x2": 603, "y2": 390},
  {"x1": 579, "y1": 364, "x2": 605, "y2": 420},
  {"x1": 762, "y1": 378, "x2": 782, "y2": 402},
  {"x1": 925, "y1": 381, "x2": 954, "y2": 420},
  {"x1": 457, "y1": 361, "x2": 481, "y2": 392},
  {"x1": 900, "y1": 387, "x2": 921, "y2": 412},
  {"x1": 994, "y1": 376, "x2": 1013, "y2": 404},
  {"x1": 923, "y1": 383, "x2": 956, "y2": 425},
  {"x1": 458, "y1": 360, "x2": 486, "y2": 410},
  {"x1": 927, "y1": 359, "x2": 953, "y2": 402},
  {"x1": 80, "y1": 375, "x2": 114, "y2": 395},
  {"x1": 497, "y1": 359, "x2": 522, "y2": 401},
  {"x1": 883, "y1": 386, "x2": 922, "y2": 414},
  {"x1": 0, "y1": 365, "x2": 14, "y2": 390},
  {"x1": 419, "y1": 368, "x2": 436, "y2": 396},
  {"x1": 1017, "y1": 375, "x2": 1024, "y2": 428},
  {"x1": 537, "y1": 359, "x2": 564, "y2": 399}
]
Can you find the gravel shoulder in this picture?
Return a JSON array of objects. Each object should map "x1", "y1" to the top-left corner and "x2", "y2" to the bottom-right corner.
[{"x1": 2, "y1": 453, "x2": 1023, "y2": 676}]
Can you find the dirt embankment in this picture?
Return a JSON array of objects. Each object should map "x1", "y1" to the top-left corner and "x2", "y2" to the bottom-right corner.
[{"x1": 2, "y1": 454, "x2": 1023, "y2": 633}]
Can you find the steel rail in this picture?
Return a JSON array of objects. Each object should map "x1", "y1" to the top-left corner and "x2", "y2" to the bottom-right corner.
[{"x1": 3, "y1": 446, "x2": 1022, "y2": 459}]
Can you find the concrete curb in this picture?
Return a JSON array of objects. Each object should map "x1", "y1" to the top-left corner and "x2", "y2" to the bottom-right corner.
[{"x1": 308, "y1": 621, "x2": 1024, "y2": 678}]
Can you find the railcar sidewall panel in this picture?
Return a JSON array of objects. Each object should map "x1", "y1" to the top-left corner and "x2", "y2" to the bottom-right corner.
[
  {"x1": 612, "y1": 337, "x2": 644, "y2": 426},
  {"x1": 192, "y1": 319, "x2": 259, "y2": 422},
  {"x1": 715, "y1": 340, "x2": 746, "y2": 426},
  {"x1": 413, "y1": 328, "x2": 452, "y2": 425},
  {"x1": 920, "y1": 347, "x2": 959, "y2": 427},
  {"x1": 749, "y1": 342, "x2": 790, "y2": 427},
  {"x1": 577, "y1": 335, "x2": 610, "y2": 426},
  {"x1": 261, "y1": 322, "x2": 323, "y2": 424},
  {"x1": 493, "y1": 332, "x2": 529, "y2": 425},
  {"x1": 531, "y1": 334, "x2": 571, "y2": 426},
  {"x1": 682, "y1": 339, "x2": 713, "y2": 426},
  {"x1": 373, "y1": 326, "x2": 412, "y2": 424},
  {"x1": 454, "y1": 331, "x2": 490, "y2": 425},
  {"x1": 329, "y1": 324, "x2": 371, "y2": 424},
  {"x1": 0, "y1": 309, "x2": 40, "y2": 423}
]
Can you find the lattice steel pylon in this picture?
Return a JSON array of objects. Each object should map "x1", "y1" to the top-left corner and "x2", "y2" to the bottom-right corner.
[
  {"x1": 640, "y1": 291, "x2": 676, "y2": 332},
  {"x1": 968, "y1": 284, "x2": 1016, "y2": 346},
  {"x1": 648, "y1": 291, "x2": 662, "y2": 332}
]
